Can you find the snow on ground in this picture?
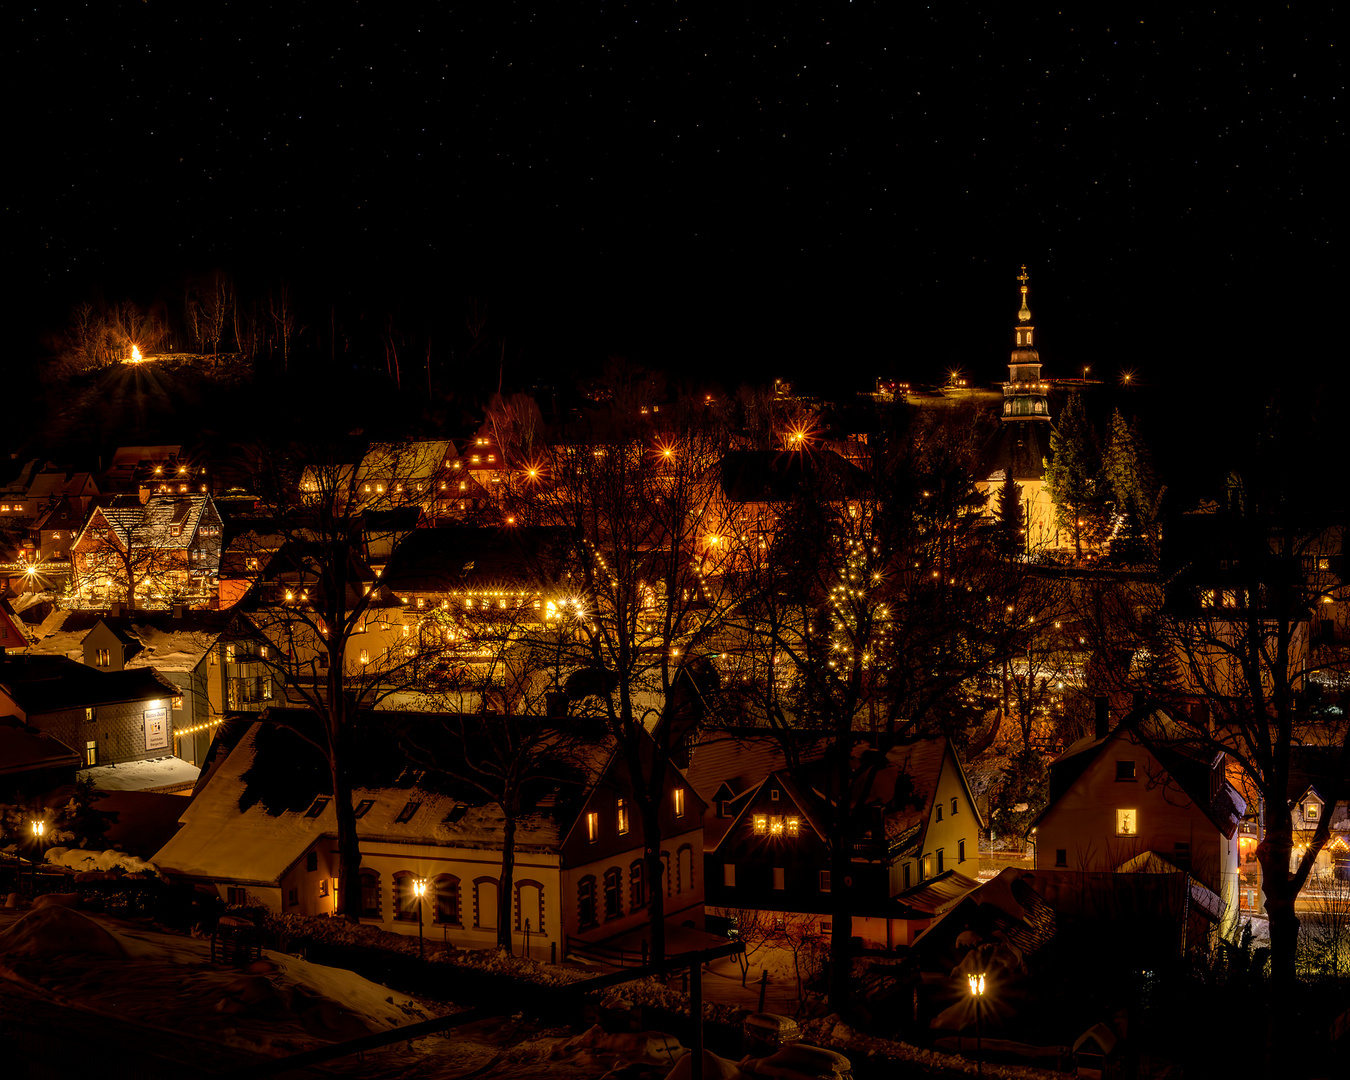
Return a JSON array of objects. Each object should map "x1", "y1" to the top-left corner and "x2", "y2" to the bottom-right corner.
[
  {"x1": 44, "y1": 845, "x2": 159, "y2": 875},
  {"x1": 0, "y1": 903, "x2": 1070, "y2": 1078},
  {"x1": 80, "y1": 755, "x2": 200, "y2": 792},
  {"x1": 0, "y1": 906, "x2": 440, "y2": 1060}
]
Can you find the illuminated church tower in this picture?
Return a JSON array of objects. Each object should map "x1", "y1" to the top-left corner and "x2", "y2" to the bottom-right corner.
[
  {"x1": 977, "y1": 266, "x2": 1059, "y2": 549},
  {"x1": 1003, "y1": 266, "x2": 1050, "y2": 420}
]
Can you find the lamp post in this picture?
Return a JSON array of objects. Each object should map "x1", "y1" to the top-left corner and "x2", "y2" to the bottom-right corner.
[
  {"x1": 967, "y1": 971, "x2": 986, "y2": 1077},
  {"x1": 413, "y1": 878, "x2": 426, "y2": 961},
  {"x1": 30, "y1": 820, "x2": 45, "y2": 893}
]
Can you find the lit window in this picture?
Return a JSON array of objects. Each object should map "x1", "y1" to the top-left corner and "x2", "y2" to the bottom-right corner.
[
  {"x1": 1116, "y1": 809, "x2": 1137, "y2": 836},
  {"x1": 786, "y1": 817, "x2": 800, "y2": 837},
  {"x1": 246, "y1": 557, "x2": 259, "y2": 571},
  {"x1": 753, "y1": 815, "x2": 768, "y2": 835},
  {"x1": 616, "y1": 798, "x2": 629, "y2": 835},
  {"x1": 225, "y1": 644, "x2": 235, "y2": 663},
  {"x1": 770, "y1": 816, "x2": 784, "y2": 836},
  {"x1": 172, "y1": 695, "x2": 184, "y2": 710},
  {"x1": 586, "y1": 811, "x2": 599, "y2": 843},
  {"x1": 85, "y1": 740, "x2": 97, "y2": 766},
  {"x1": 673, "y1": 787, "x2": 685, "y2": 818},
  {"x1": 1306, "y1": 802, "x2": 1320, "y2": 821}
]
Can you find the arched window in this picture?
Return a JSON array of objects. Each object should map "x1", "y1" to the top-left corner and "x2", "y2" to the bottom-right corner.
[
  {"x1": 678, "y1": 844, "x2": 695, "y2": 896},
  {"x1": 358, "y1": 869, "x2": 381, "y2": 920},
  {"x1": 629, "y1": 860, "x2": 646, "y2": 912},
  {"x1": 515, "y1": 879, "x2": 544, "y2": 934},
  {"x1": 603, "y1": 868, "x2": 622, "y2": 920},
  {"x1": 393, "y1": 872, "x2": 419, "y2": 922},
  {"x1": 432, "y1": 875, "x2": 460, "y2": 925},
  {"x1": 474, "y1": 877, "x2": 499, "y2": 930},
  {"x1": 577, "y1": 875, "x2": 598, "y2": 930}
]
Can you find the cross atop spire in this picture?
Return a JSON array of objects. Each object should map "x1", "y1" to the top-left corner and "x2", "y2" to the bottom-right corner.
[{"x1": 1017, "y1": 265, "x2": 1032, "y2": 323}]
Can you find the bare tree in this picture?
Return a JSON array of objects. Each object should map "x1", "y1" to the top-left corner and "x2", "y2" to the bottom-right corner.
[
  {"x1": 396, "y1": 599, "x2": 606, "y2": 949},
  {"x1": 1080, "y1": 467, "x2": 1349, "y2": 1074},
  {"x1": 239, "y1": 438, "x2": 450, "y2": 921},
  {"x1": 709, "y1": 905, "x2": 776, "y2": 986},
  {"x1": 718, "y1": 405, "x2": 1040, "y2": 1009},
  {"x1": 527, "y1": 384, "x2": 741, "y2": 962}
]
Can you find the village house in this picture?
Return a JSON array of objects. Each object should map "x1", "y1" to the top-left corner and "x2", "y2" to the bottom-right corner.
[
  {"x1": 704, "y1": 735, "x2": 984, "y2": 950},
  {"x1": 154, "y1": 713, "x2": 705, "y2": 960},
  {"x1": 78, "y1": 610, "x2": 280, "y2": 764},
  {"x1": 0, "y1": 654, "x2": 187, "y2": 788},
  {"x1": 1030, "y1": 703, "x2": 1246, "y2": 941},
  {"x1": 70, "y1": 493, "x2": 223, "y2": 610}
]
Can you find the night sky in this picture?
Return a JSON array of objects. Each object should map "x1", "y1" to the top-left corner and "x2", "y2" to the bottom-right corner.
[{"x1": 11, "y1": 4, "x2": 1341, "y2": 409}]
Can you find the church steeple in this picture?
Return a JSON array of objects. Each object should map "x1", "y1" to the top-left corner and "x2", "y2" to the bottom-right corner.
[
  {"x1": 1003, "y1": 265, "x2": 1049, "y2": 421},
  {"x1": 1015, "y1": 264, "x2": 1033, "y2": 341}
]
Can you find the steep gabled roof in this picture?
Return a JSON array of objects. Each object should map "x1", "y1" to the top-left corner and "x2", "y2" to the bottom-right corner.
[
  {"x1": 1033, "y1": 707, "x2": 1246, "y2": 839},
  {"x1": 77, "y1": 494, "x2": 217, "y2": 553},
  {"x1": 707, "y1": 768, "x2": 830, "y2": 855}
]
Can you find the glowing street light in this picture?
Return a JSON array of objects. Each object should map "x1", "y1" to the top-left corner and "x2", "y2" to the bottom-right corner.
[
  {"x1": 413, "y1": 878, "x2": 427, "y2": 960},
  {"x1": 30, "y1": 819, "x2": 45, "y2": 892},
  {"x1": 967, "y1": 971, "x2": 986, "y2": 1077}
]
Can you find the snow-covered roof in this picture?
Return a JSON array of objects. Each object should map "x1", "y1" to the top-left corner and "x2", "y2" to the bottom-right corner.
[
  {"x1": 81, "y1": 755, "x2": 201, "y2": 793},
  {"x1": 155, "y1": 722, "x2": 570, "y2": 887},
  {"x1": 81, "y1": 494, "x2": 217, "y2": 553}
]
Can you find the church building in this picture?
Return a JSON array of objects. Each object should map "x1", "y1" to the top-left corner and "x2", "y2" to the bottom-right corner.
[{"x1": 977, "y1": 267, "x2": 1060, "y2": 550}]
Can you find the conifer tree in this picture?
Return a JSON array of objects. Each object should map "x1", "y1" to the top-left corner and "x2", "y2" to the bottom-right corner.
[
  {"x1": 995, "y1": 471, "x2": 1023, "y2": 556},
  {"x1": 1043, "y1": 391, "x2": 1101, "y2": 561}
]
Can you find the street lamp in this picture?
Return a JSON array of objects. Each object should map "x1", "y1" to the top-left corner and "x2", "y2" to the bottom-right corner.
[
  {"x1": 967, "y1": 971, "x2": 986, "y2": 1078},
  {"x1": 413, "y1": 878, "x2": 427, "y2": 961},
  {"x1": 30, "y1": 820, "x2": 45, "y2": 892}
]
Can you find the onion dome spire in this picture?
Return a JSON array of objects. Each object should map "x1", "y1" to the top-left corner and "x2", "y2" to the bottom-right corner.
[{"x1": 1017, "y1": 265, "x2": 1032, "y2": 323}]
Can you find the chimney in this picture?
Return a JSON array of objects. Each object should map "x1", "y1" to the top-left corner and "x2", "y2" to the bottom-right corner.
[
  {"x1": 1095, "y1": 695, "x2": 1110, "y2": 741},
  {"x1": 109, "y1": 602, "x2": 124, "y2": 618},
  {"x1": 171, "y1": 604, "x2": 186, "y2": 619}
]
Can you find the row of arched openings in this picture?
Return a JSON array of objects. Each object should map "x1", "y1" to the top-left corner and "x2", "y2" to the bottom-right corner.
[
  {"x1": 576, "y1": 845, "x2": 695, "y2": 930},
  {"x1": 357, "y1": 870, "x2": 547, "y2": 934}
]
